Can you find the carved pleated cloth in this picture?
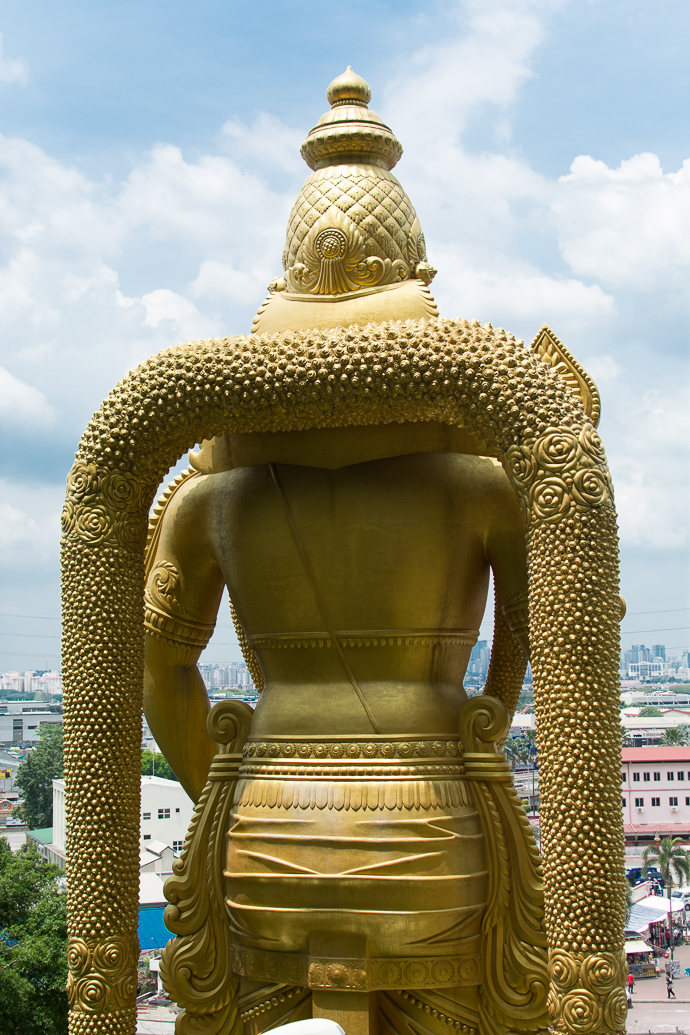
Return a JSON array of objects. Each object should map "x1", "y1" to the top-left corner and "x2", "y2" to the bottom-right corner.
[{"x1": 225, "y1": 736, "x2": 487, "y2": 988}]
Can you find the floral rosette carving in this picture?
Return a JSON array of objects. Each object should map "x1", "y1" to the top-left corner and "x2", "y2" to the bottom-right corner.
[
  {"x1": 530, "y1": 476, "x2": 572, "y2": 524},
  {"x1": 103, "y1": 471, "x2": 141, "y2": 512},
  {"x1": 603, "y1": 986, "x2": 628, "y2": 1028},
  {"x1": 67, "y1": 938, "x2": 91, "y2": 978},
  {"x1": 503, "y1": 443, "x2": 538, "y2": 489},
  {"x1": 67, "y1": 934, "x2": 139, "y2": 1013},
  {"x1": 74, "y1": 974, "x2": 112, "y2": 1013},
  {"x1": 63, "y1": 462, "x2": 149, "y2": 552},
  {"x1": 502, "y1": 422, "x2": 614, "y2": 529},
  {"x1": 548, "y1": 949, "x2": 579, "y2": 993},
  {"x1": 66, "y1": 462, "x2": 100, "y2": 503},
  {"x1": 559, "y1": 988, "x2": 602, "y2": 1033},
  {"x1": 75, "y1": 504, "x2": 111, "y2": 546},
  {"x1": 579, "y1": 951, "x2": 620, "y2": 995},
  {"x1": 92, "y1": 934, "x2": 134, "y2": 976},
  {"x1": 61, "y1": 498, "x2": 76, "y2": 538},
  {"x1": 533, "y1": 430, "x2": 579, "y2": 474},
  {"x1": 114, "y1": 512, "x2": 148, "y2": 551}
]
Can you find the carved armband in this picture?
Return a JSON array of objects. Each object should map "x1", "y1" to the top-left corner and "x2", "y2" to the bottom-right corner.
[
  {"x1": 144, "y1": 560, "x2": 215, "y2": 656},
  {"x1": 502, "y1": 591, "x2": 529, "y2": 638}
]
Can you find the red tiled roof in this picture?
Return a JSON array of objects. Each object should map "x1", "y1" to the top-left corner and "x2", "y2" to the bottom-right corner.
[{"x1": 622, "y1": 747, "x2": 690, "y2": 762}]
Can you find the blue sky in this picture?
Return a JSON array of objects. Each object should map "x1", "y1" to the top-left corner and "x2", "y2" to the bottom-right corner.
[{"x1": 0, "y1": 0, "x2": 688, "y2": 671}]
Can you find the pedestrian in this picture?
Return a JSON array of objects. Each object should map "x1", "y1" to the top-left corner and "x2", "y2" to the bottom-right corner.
[
  {"x1": 627, "y1": 972, "x2": 634, "y2": 995},
  {"x1": 667, "y1": 974, "x2": 676, "y2": 999}
]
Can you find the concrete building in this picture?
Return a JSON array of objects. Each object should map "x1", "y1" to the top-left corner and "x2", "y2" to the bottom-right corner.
[
  {"x1": 467, "y1": 640, "x2": 490, "y2": 681},
  {"x1": 621, "y1": 746, "x2": 690, "y2": 843},
  {"x1": 0, "y1": 700, "x2": 62, "y2": 745},
  {"x1": 48, "y1": 774, "x2": 195, "y2": 867},
  {"x1": 621, "y1": 710, "x2": 690, "y2": 747}
]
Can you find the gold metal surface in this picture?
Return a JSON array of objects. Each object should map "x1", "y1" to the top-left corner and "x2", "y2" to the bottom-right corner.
[{"x1": 61, "y1": 67, "x2": 625, "y2": 1035}]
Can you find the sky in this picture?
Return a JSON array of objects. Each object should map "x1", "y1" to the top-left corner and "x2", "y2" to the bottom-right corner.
[{"x1": 0, "y1": 0, "x2": 688, "y2": 672}]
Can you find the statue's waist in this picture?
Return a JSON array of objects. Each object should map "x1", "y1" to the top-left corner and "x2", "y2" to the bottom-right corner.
[{"x1": 240, "y1": 733, "x2": 464, "y2": 771}]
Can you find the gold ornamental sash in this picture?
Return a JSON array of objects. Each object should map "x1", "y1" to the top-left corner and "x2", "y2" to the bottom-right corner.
[{"x1": 61, "y1": 316, "x2": 624, "y2": 1035}]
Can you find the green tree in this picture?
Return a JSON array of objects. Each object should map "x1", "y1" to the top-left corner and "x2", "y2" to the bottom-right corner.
[
  {"x1": 141, "y1": 748, "x2": 176, "y2": 781},
  {"x1": 661, "y1": 725, "x2": 690, "y2": 746},
  {"x1": 642, "y1": 836, "x2": 690, "y2": 888},
  {"x1": 15, "y1": 724, "x2": 63, "y2": 830},
  {"x1": 637, "y1": 706, "x2": 663, "y2": 717},
  {"x1": 0, "y1": 838, "x2": 67, "y2": 1034}
]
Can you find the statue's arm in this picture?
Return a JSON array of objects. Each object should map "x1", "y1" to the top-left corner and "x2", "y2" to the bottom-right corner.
[
  {"x1": 485, "y1": 469, "x2": 530, "y2": 660},
  {"x1": 144, "y1": 476, "x2": 225, "y2": 802}
]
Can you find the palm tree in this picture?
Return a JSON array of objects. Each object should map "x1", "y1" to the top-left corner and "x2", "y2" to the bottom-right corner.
[
  {"x1": 662, "y1": 726, "x2": 690, "y2": 746},
  {"x1": 642, "y1": 837, "x2": 690, "y2": 958}
]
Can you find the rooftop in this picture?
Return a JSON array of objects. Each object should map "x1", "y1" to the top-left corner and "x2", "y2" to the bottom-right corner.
[{"x1": 622, "y1": 747, "x2": 690, "y2": 762}]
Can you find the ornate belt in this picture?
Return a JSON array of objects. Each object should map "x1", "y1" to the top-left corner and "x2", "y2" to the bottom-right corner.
[{"x1": 248, "y1": 628, "x2": 480, "y2": 650}]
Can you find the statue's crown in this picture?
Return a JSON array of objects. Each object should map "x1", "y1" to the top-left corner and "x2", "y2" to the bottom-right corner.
[
  {"x1": 252, "y1": 68, "x2": 437, "y2": 335},
  {"x1": 300, "y1": 66, "x2": 403, "y2": 171}
]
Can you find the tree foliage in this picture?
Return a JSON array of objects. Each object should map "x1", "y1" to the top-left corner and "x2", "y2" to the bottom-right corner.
[
  {"x1": 0, "y1": 838, "x2": 67, "y2": 1034},
  {"x1": 16, "y1": 724, "x2": 63, "y2": 830},
  {"x1": 642, "y1": 836, "x2": 690, "y2": 889},
  {"x1": 637, "y1": 706, "x2": 663, "y2": 717},
  {"x1": 661, "y1": 725, "x2": 690, "y2": 746},
  {"x1": 141, "y1": 749, "x2": 176, "y2": 781}
]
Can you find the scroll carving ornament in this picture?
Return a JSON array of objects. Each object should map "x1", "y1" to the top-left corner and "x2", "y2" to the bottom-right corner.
[{"x1": 276, "y1": 209, "x2": 436, "y2": 298}]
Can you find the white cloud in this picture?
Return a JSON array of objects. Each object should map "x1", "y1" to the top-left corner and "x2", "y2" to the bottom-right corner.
[
  {"x1": 553, "y1": 153, "x2": 690, "y2": 290},
  {"x1": 0, "y1": 481, "x2": 62, "y2": 569},
  {"x1": 0, "y1": 366, "x2": 53, "y2": 427},
  {"x1": 220, "y1": 113, "x2": 305, "y2": 175},
  {"x1": 609, "y1": 384, "x2": 690, "y2": 550},
  {"x1": 0, "y1": 35, "x2": 28, "y2": 86}
]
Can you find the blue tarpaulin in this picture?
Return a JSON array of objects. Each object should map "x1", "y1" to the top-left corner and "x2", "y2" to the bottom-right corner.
[{"x1": 138, "y1": 907, "x2": 171, "y2": 951}]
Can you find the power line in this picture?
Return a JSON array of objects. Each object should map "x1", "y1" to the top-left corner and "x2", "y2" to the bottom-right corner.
[
  {"x1": 0, "y1": 634, "x2": 60, "y2": 640},
  {"x1": 0, "y1": 651, "x2": 60, "y2": 659},
  {"x1": 621, "y1": 626, "x2": 690, "y2": 635},
  {"x1": 627, "y1": 607, "x2": 690, "y2": 616},
  {"x1": 0, "y1": 613, "x2": 59, "y2": 621}
]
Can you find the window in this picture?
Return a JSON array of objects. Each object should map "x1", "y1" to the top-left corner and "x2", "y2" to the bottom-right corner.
[
  {"x1": 653, "y1": 772, "x2": 661, "y2": 781},
  {"x1": 686, "y1": 797, "x2": 690, "y2": 806},
  {"x1": 670, "y1": 797, "x2": 679, "y2": 806},
  {"x1": 175, "y1": 808, "x2": 180, "y2": 813},
  {"x1": 633, "y1": 772, "x2": 640, "y2": 782},
  {"x1": 668, "y1": 772, "x2": 675, "y2": 781},
  {"x1": 621, "y1": 798, "x2": 626, "y2": 807},
  {"x1": 679, "y1": 772, "x2": 685, "y2": 781},
  {"x1": 643, "y1": 772, "x2": 650, "y2": 782},
  {"x1": 172, "y1": 840, "x2": 184, "y2": 852},
  {"x1": 142, "y1": 812, "x2": 151, "y2": 821},
  {"x1": 27, "y1": 725, "x2": 37, "y2": 730},
  {"x1": 635, "y1": 798, "x2": 644, "y2": 807},
  {"x1": 652, "y1": 797, "x2": 660, "y2": 807},
  {"x1": 158, "y1": 808, "x2": 170, "y2": 819},
  {"x1": 143, "y1": 834, "x2": 151, "y2": 841}
]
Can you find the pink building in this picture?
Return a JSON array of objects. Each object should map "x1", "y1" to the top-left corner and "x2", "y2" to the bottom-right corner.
[{"x1": 621, "y1": 746, "x2": 690, "y2": 844}]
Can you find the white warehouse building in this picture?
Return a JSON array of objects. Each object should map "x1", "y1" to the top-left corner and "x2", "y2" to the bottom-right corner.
[{"x1": 48, "y1": 774, "x2": 195, "y2": 866}]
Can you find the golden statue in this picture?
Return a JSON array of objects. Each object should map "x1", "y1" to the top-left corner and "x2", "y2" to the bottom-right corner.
[{"x1": 60, "y1": 69, "x2": 627, "y2": 1035}]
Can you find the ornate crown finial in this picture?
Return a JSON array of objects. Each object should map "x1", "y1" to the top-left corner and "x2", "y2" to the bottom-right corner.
[
  {"x1": 252, "y1": 68, "x2": 438, "y2": 333},
  {"x1": 300, "y1": 69, "x2": 402, "y2": 172},
  {"x1": 326, "y1": 66, "x2": 372, "y2": 107}
]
